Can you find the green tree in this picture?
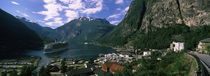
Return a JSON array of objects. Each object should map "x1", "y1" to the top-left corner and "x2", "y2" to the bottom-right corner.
[
  {"x1": 20, "y1": 66, "x2": 34, "y2": 76},
  {"x1": 114, "y1": 68, "x2": 133, "y2": 76},
  {"x1": 10, "y1": 70, "x2": 18, "y2": 76},
  {"x1": 88, "y1": 58, "x2": 94, "y2": 64},
  {"x1": 1, "y1": 71, "x2": 6, "y2": 76},
  {"x1": 39, "y1": 66, "x2": 50, "y2": 76},
  {"x1": 61, "y1": 59, "x2": 67, "y2": 73},
  {"x1": 67, "y1": 67, "x2": 73, "y2": 71}
]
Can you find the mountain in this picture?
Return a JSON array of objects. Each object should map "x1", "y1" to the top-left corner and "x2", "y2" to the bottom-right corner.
[
  {"x1": 17, "y1": 17, "x2": 61, "y2": 40},
  {"x1": 56, "y1": 17, "x2": 115, "y2": 43},
  {"x1": 0, "y1": 9, "x2": 43, "y2": 56},
  {"x1": 100, "y1": 0, "x2": 210, "y2": 48},
  {"x1": 99, "y1": 0, "x2": 146, "y2": 47},
  {"x1": 141, "y1": 0, "x2": 210, "y2": 31}
]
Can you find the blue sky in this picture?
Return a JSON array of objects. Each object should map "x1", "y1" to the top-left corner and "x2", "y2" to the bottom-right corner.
[{"x1": 0, "y1": 0, "x2": 132, "y2": 29}]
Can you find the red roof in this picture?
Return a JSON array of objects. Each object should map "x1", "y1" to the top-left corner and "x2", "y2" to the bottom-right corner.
[{"x1": 102, "y1": 62, "x2": 124, "y2": 73}]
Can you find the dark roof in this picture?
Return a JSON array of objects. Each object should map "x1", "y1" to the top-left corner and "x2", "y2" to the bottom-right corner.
[
  {"x1": 200, "y1": 38, "x2": 210, "y2": 43},
  {"x1": 66, "y1": 68, "x2": 94, "y2": 76},
  {"x1": 94, "y1": 68, "x2": 113, "y2": 76}
]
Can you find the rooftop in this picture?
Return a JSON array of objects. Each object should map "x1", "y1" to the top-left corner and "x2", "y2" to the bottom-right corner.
[
  {"x1": 102, "y1": 62, "x2": 124, "y2": 73},
  {"x1": 66, "y1": 68, "x2": 94, "y2": 76},
  {"x1": 200, "y1": 38, "x2": 210, "y2": 43}
]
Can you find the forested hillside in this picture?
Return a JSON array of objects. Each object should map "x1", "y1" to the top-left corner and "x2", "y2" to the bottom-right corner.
[{"x1": 0, "y1": 9, "x2": 43, "y2": 56}]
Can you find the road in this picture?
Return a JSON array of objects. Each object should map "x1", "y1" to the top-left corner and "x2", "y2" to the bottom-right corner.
[{"x1": 189, "y1": 51, "x2": 210, "y2": 76}]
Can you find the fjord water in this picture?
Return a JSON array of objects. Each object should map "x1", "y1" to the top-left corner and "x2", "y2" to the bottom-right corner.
[{"x1": 25, "y1": 44, "x2": 116, "y2": 67}]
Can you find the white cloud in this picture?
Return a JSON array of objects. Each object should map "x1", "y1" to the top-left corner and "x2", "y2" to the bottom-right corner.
[
  {"x1": 116, "y1": 8, "x2": 121, "y2": 11},
  {"x1": 123, "y1": 6, "x2": 129, "y2": 13},
  {"x1": 82, "y1": 0, "x2": 103, "y2": 14},
  {"x1": 65, "y1": 10, "x2": 79, "y2": 22},
  {"x1": 35, "y1": 0, "x2": 67, "y2": 20},
  {"x1": 11, "y1": 1, "x2": 20, "y2": 5},
  {"x1": 110, "y1": 20, "x2": 121, "y2": 25},
  {"x1": 59, "y1": 0, "x2": 70, "y2": 4},
  {"x1": 23, "y1": 13, "x2": 29, "y2": 17},
  {"x1": 36, "y1": 0, "x2": 105, "y2": 27},
  {"x1": 16, "y1": 10, "x2": 30, "y2": 18},
  {"x1": 108, "y1": 13, "x2": 121, "y2": 19},
  {"x1": 108, "y1": 6, "x2": 130, "y2": 25},
  {"x1": 45, "y1": 17, "x2": 64, "y2": 28},
  {"x1": 60, "y1": 0, "x2": 84, "y2": 10},
  {"x1": 115, "y1": 0, "x2": 123, "y2": 4},
  {"x1": 44, "y1": 0, "x2": 56, "y2": 4},
  {"x1": 108, "y1": 6, "x2": 129, "y2": 19}
]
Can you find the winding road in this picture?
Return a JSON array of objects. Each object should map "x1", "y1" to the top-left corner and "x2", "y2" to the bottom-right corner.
[{"x1": 188, "y1": 51, "x2": 210, "y2": 76}]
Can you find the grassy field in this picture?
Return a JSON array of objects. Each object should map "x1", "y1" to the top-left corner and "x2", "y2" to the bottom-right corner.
[{"x1": 187, "y1": 54, "x2": 198, "y2": 76}]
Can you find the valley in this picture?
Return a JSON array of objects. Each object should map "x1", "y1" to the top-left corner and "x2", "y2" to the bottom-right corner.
[{"x1": 0, "y1": 0, "x2": 210, "y2": 76}]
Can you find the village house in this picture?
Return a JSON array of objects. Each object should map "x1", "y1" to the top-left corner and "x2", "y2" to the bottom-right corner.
[
  {"x1": 170, "y1": 42, "x2": 184, "y2": 52},
  {"x1": 197, "y1": 38, "x2": 210, "y2": 54},
  {"x1": 143, "y1": 51, "x2": 151, "y2": 56},
  {"x1": 95, "y1": 53, "x2": 134, "y2": 64},
  {"x1": 102, "y1": 62, "x2": 124, "y2": 74}
]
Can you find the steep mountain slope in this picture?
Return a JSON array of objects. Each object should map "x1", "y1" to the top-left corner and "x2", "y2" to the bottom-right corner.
[
  {"x1": 56, "y1": 17, "x2": 115, "y2": 43},
  {"x1": 0, "y1": 9, "x2": 43, "y2": 55},
  {"x1": 100, "y1": 0, "x2": 146, "y2": 47},
  {"x1": 141, "y1": 0, "x2": 210, "y2": 31},
  {"x1": 17, "y1": 17, "x2": 61, "y2": 40},
  {"x1": 100, "y1": 0, "x2": 210, "y2": 48}
]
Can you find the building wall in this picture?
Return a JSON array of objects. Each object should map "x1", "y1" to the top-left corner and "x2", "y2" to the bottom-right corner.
[
  {"x1": 171, "y1": 42, "x2": 184, "y2": 52},
  {"x1": 197, "y1": 42, "x2": 210, "y2": 52},
  {"x1": 143, "y1": 52, "x2": 151, "y2": 56}
]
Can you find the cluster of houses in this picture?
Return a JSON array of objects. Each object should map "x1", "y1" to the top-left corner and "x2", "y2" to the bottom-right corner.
[
  {"x1": 0, "y1": 62, "x2": 32, "y2": 65},
  {"x1": 94, "y1": 53, "x2": 134, "y2": 64},
  {"x1": 63, "y1": 58, "x2": 113, "y2": 76},
  {"x1": 2, "y1": 38, "x2": 210, "y2": 76},
  {"x1": 0, "y1": 62, "x2": 33, "y2": 69},
  {"x1": 168, "y1": 38, "x2": 210, "y2": 54}
]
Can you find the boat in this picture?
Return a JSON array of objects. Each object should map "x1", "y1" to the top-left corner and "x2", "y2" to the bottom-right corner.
[
  {"x1": 43, "y1": 41, "x2": 68, "y2": 54},
  {"x1": 84, "y1": 42, "x2": 88, "y2": 45}
]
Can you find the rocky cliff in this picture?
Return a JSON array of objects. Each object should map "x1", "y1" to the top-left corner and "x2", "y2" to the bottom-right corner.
[
  {"x1": 100, "y1": 0, "x2": 210, "y2": 47},
  {"x1": 142, "y1": 0, "x2": 210, "y2": 31}
]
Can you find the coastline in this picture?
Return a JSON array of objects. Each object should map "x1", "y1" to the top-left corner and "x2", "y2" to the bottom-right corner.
[{"x1": 92, "y1": 42, "x2": 134, "y2": 52}]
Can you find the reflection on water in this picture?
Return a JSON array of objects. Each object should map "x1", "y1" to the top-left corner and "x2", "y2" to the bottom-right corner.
[{"x1": 25, "y1": 44, "x2": 116, "y2": 69}]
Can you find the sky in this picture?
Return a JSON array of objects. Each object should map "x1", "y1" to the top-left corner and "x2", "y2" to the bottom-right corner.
[{"x1": 0, "y1": 0, "x2": 132, "y2": 29}]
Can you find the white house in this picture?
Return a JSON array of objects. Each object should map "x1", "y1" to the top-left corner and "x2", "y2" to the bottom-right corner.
[
  {"x1": 197, "y1": 38, "x2": 210, "y2": 53},
  {"x1": 143, "y1": 51, "x2": 151, "y2": 56},
  {"x1": 170, "y1": 42, "x2": 184, "y2": 52}
]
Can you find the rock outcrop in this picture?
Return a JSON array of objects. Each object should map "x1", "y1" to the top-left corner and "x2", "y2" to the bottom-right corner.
[
  {"x1": 179, "y1": 0, "x2": 210, "y2": 27},
  {"x1": 100, "y1": 0, "x2": 210, "y2": 46},
  {"x1": 141, "y1": 0, "x2": 210, "y2": 31}
]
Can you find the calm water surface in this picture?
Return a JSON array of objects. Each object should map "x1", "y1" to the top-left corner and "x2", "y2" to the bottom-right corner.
[{"x1": 25, "y1": 44, "x2": 116, "y2": 69}]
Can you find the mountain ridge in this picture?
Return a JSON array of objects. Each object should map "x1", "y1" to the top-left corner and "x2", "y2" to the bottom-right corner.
[
  {"x1": 17, "y1": 16, "x2": 115, "y2": 44},
  {"x1": 56, "y1": 17, "x2": 115, "y2": 43},
  {"x1": 17, "y1": 17, "x2": 62, "y2": 40},
  {"x1": 0, "y1": 9, "x2": 43, "y2": 56}
]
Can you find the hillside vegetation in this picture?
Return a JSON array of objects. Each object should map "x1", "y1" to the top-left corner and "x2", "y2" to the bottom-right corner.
[
  {"x1": 0, "y1": 9, "x2": 43, "y2": 56},
  {"x1": 114, "y1": 52, "x2": 197, "y2": 76}
]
